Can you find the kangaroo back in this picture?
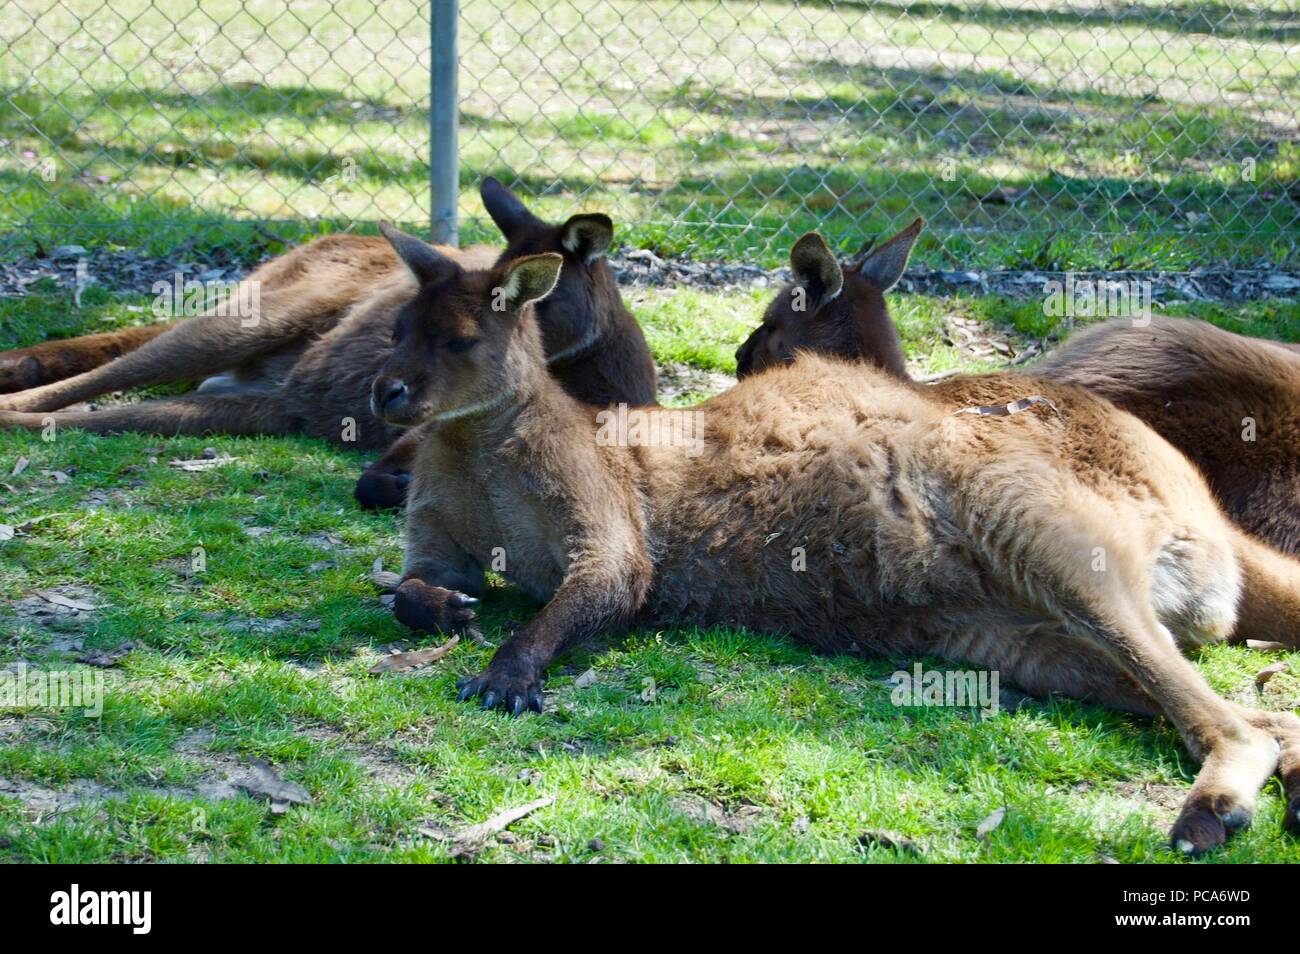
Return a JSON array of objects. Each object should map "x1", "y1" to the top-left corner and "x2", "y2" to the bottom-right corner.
[{"x1": 1038, "y1": 317, "x2": 1300, "y2": 553}]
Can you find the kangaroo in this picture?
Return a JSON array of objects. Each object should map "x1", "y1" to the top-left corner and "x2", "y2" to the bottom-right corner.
[
  {"x1": 369, "y1": 233, "x2": 1300, "y2": 856},
  {"x1": 352, "y1": 177, "x2": 657, "y2": 508},
  {"x1": 0, "y1": 179, "x2": 658, "y2": 509},
  {"x1": 0, "y1": 231, "x2": 489, "y2": 450},
  {"x1": 1036, "y1": 318, "x2": 1300, "y2": 554},
  {"x1": 735, "y1": 221, "x2": 1300, "y2": 556}
]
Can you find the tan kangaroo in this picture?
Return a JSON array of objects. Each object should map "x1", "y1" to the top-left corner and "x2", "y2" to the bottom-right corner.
[
  {"x1": 367, "y1": 232, "x2": 1300, "y2": 856},
  {"x1": 0, "y1": 179, "x2": 658, "y2": 509},
  {"x1": 352, "y1": 177, "x2": 657, "y2": 508},
  {"x1": 736, "y1": 221, "x2": 1300, "y2": 556}
]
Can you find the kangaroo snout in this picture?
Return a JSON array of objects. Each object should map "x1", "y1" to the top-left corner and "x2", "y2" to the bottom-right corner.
[{"x1": 371, "y1": 377, "x2": 409, "y2": 420}]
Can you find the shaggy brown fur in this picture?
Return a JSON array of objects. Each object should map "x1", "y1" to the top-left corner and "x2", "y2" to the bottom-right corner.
[
  {"x1": 375, "y1": 233, "x2": 1300, "y2": 856},
  {"x1": 736, "y1": 223, "x2": 1300, "y2": 558},
  {"x1": 0, "y1": 180, "x2": 658, "y2": 510}
]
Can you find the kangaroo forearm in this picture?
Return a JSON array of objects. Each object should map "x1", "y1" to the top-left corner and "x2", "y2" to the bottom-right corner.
[{"x1": 493, "y1": 572, "x2": 646, "y2": 674}]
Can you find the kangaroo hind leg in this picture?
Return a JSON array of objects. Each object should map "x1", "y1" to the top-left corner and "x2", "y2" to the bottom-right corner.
[
  {"x1": 0, "y1": 393, "x2": 298, "y2": 439},
  {"x1": 0, "y1": 324, "x2": 172, "y2": 393}
]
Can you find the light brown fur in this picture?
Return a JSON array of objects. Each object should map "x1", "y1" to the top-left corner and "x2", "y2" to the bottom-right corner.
[
  {"x1": 375, "y1": 235, "x2": 1300, "y2": 856},
  {"x1": 1037, "y1": 317, "x2": 1300, "y2": 554},
  {"x1": 737, "y1": 224, "x2": 1300, "y2": 559}
]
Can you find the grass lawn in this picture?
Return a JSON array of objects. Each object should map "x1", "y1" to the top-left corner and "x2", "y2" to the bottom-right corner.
[
  {"x1": 1, "y1": 281, "x2": 1299, "y2": 863},
  {"x1": 2, "y1": 0, "x2": 1297, "y2": 268}
]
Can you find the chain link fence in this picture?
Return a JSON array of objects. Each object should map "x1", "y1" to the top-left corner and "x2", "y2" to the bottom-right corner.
[{"x1": 2, "y1": 0, "x2": 1297, "y2": 272}]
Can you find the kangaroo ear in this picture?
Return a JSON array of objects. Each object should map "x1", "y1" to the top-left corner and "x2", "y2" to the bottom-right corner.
[
  {"x1": 858, "y1": 217, "x2": 923, "y2": 291},
  {"x1": 481, "y1": 176, "x2": 542, "y2": 240},
  {"x1": 560, "y1": 213, "x2": 613, "y2": 263},
  {"x1": 499, "y1": 253, "x2": 563, "y2": 313},
  {"x1": 790, "y1": 232, "x2": 843, "y2": 302},
  {"x1": 379, "y1": 222, "x2": 458, "y2": 286}
]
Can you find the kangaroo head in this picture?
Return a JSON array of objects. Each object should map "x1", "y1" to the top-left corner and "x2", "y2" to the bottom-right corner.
[
  {"x1": 480, "y1": 176, "x2": 618, "y2": 358},
  {"x1": 735, "y1": 218, "x2": 923, "y2": 380},
  {"x1": 371, "y1": 222, "x2": 562, "y2": 427}
]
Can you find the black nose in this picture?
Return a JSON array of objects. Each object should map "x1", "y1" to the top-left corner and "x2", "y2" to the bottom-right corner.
[{"x1": 372, "y1": 380, "x2": 408, "y2": 416}]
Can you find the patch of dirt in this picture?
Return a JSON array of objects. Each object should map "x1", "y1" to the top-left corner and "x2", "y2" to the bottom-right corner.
[
  {"x1": 212, "y1": 613, "x2": 322, "y2": 636},
  {"x1": 5, "y1": 243, "x2": 1292, "y2": 305},
  {"x1": 1111, "y1": 781, "x2": 1187, "y2": 826},
  {"x1": 296, "y1": 724, "x2": 434, "y2": 793},
  {"x1": 5, "y1": 585, "x2": 103, "y2": 631},
  {"x1": 657, "y1": 362, "x2": 737, "y2": 402},
  {"x1": 667, "y1": 793, "x2": 766, "y2": 834}
]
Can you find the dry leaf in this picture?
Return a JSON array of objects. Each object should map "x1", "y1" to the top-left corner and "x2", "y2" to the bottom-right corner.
[
  {"x1": 369, "y1": 635, "x2": 460, "y2": 674},
  {"x1": 11, "y1": 457, "x2": 30, "y2": 476},
  {"x1": 0, "y1": 525, "x2": 13, "y2": 542},
  {"x1": 35, "y1": 589, "x2": 96, "y2": 612},
  {"x1": 238, "y1": 757, "x2": 312, "y2": 811},
  {"x1": 369, "y1": 558, "x2": 402, "y2": 592},
  {"x1": 1246, "y1": 640, "x2": 1288, "y2": 653},
  {"x1": 1256, "y1": 662, "x2": 1290, "y2": 689},
  {"x1": 450, "y1": 796, "x2": 554, "y2": 858},
  {"x1": 976, "y1": 807, "x2": 1006, "y2": 840},
  {"x1": 574, "y1": 668, "x2": 598, "y2": 689},
  {"x1": 955, "y1": 395, "x2": 1062, "y2": 420},
  {"x1": 169, "y1": 455, "x2": 237, "y2": 471},
  {"x1": 45, "y1": 470, "x2": 70, "y2": 484}
]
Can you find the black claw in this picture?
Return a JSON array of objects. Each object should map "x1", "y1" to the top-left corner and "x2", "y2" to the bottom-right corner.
[
  {"x1": 457, "y1": 683, "x2": 475, "y2": 702},
  {"x1": 482, "y1": 690, "x2": 499, "y2": 710},
  {"x1": 528, "y1": 688, "x2": 543, "y2": 713},
  {"x1": 510, "y1": 696, "x2": 526, "y2": 717}
]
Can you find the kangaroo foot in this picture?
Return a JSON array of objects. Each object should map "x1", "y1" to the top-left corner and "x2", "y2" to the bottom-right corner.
[
  {"x1": 456, "y1": 660, "x2": 544, "y2": 716},
  {"x1": 1169, "y1": 723, "x2": 1279, "y2": 856},
  {"x1": 392, "y1": 578, "x2": 477, "y2": 634}
]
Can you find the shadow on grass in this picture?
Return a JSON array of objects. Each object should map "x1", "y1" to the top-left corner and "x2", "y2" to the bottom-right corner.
[{"x1": 798, "y1": 0, "x2": 1300, "y2": 44}]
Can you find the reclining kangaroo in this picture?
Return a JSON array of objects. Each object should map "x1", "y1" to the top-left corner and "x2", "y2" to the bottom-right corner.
[
  {"x1": 736, "y1": 220, "x2": 1300, "y2": 555},
  {"x1": 0, "y1": 179, "x2": 656, "y2": 510},
  {"x1": 354, "y1": 178, "x2": 656, "y2": 507},
  {"x1": 369, "y1": 231, "x2": 1300, "y2": 856}
]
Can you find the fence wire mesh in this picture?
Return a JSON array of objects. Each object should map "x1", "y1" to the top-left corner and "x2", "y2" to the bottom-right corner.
[{"x1": 2, "y1": 0, "x2": 1297, "y2": 271}]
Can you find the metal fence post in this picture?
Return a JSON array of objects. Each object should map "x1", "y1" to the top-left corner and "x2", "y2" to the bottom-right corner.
[{"x1": 429, "y1": 0, "x2": 458, "y2": 245}]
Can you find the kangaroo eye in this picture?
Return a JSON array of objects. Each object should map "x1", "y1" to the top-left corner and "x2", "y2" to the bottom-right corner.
[{"x1": 447, "y1": 338, "x2": 478, "y2": 353}]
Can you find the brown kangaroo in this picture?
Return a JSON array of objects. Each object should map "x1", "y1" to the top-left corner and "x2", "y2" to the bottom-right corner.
[
  {"x1": 352, "y1": 177, "x2": 657, "y2": 508},
  {"x1": 0, "y1": 179, "x2": 658, "y2": 509},
  {"x1": 735, "y1": 222, "x2": 1300, "y2": 556},
  {"x1": 370, "y1": 234, "x2": 1300, "y2": 856}
]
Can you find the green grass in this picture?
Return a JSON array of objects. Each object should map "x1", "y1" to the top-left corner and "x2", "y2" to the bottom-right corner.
[
  {"x1": 1, "y1": 0, "x2": 1297, "y2": 268},
  {"x1": 2, "y1": 283, "x2": 1299, "y2": 863}
]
